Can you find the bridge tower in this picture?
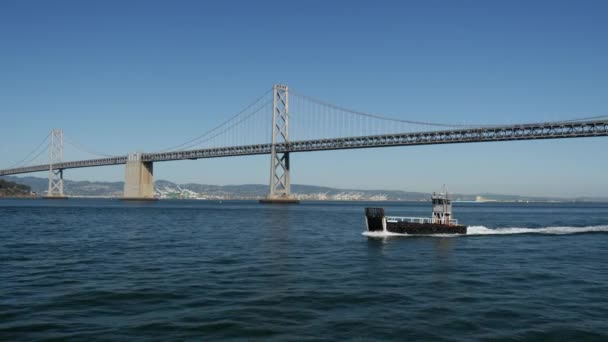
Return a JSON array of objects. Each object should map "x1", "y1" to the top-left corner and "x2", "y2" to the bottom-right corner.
[
  {"x1": 46, "y1": 129, "x2": 67, "y2": 198},
  {"x1": 260, "y1": 84, "x2": 299, "y2": 204}
]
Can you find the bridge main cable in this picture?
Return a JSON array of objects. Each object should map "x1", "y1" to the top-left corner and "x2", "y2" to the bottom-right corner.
[{"x1": 3, "y1": 118, "x2": 605, "y2": 177}]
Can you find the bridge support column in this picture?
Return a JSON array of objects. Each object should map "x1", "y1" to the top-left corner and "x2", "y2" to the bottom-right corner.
[
  {"x1": 123, "y1": 152, "x2": 156, "y2": 200},
  {"x1": 45, "y1": 129, "x2": 67, "y2": 199},
  {"x1": 260, "y1": 84, "x2": 299, "y2": 204}
]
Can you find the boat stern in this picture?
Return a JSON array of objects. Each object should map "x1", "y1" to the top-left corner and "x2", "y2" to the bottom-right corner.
[{"x1": 365, "y1": 207, "x2": 386, "y2": 232}]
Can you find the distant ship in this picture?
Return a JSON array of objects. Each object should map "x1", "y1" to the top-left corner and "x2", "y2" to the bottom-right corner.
[{"x1": 365, "y1": 188, "x2": 467, "y2": 235}]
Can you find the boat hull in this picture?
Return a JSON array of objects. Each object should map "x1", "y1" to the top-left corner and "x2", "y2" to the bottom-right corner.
[
  {"x1": 386, "y1": 221, "x2": 467, "y2": 235},
  {"x1": 365, "y1": 207, "x2": 467, "y2": 235}
]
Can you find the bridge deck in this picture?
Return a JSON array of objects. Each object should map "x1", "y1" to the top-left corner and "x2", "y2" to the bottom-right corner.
[{"x1": 2, "y1": 120, "x2": 607, "y2": 176}]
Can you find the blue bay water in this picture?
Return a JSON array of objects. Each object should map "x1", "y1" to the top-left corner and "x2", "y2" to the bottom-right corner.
[{"x1": 1, "y1": 199, "x2": 608, "y2": 341}]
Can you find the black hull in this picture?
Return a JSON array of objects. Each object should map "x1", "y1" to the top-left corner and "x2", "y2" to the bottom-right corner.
[
  {"x1": 386, "y1": 221, "x2": 467, "y2": 235},
  {"x1": 365, "y1": 207, "x2": 467, "y2": 235}
]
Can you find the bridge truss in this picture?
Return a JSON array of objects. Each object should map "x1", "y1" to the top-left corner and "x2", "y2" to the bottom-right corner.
[{"x1": 1, "y1": 118, "x2": 607, "y2": 177}]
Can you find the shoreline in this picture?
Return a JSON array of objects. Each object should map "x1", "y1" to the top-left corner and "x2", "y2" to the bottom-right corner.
[{"x1": 1, "y1": 196, "x2": 607, "y2": 204}]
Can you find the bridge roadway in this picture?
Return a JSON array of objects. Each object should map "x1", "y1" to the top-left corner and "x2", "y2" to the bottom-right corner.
[{"x1": 2, "y1": 119, "x2": 608, "y2": 176}]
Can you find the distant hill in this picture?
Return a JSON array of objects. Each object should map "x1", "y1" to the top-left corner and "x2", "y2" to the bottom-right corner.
[
  {"x1": 1, "y1": 176, "x2": 124, "y2": 198},
  {"x1": 0, "y1": 178, "x2": 32, "y2": 197},
  {"x1": 153, "y1": 180, "x2": 437, "y2": 200},
  {"x1": 1, "y1": 176, "x2": 606, "y2": 202}
]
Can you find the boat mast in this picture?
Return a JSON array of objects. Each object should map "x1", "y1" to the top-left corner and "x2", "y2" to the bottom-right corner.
[{"x1": 443, "y1": 184, "x2": 448, "y2": 223}]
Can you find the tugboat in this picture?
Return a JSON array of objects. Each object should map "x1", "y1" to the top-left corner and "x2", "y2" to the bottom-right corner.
[{"x1": 365, "y1": 188, "x2": 467, "y2": 235}]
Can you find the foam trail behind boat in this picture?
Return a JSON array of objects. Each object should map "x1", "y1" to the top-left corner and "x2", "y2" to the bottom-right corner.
[
  {"x1": 363, "y1": 225, "x2": 608, "y2": 237},
  {"x1": 467, "y1": 225, "x2": 608, "y2": 235}
]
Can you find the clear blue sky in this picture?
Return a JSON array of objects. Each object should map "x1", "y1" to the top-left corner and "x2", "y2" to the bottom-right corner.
[{"x1": 1, "y1": 0, "x2": 607, "y2": 197}]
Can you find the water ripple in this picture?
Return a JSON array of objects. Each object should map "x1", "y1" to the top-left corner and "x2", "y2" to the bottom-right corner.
[{"x1": 1, "y1": 200, "x2": 608, "y2": 340}]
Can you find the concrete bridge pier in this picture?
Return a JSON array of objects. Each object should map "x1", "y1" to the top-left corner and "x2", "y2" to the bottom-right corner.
[{"x1": 123, "y1": 152, "x2": 156, "y2": 200}]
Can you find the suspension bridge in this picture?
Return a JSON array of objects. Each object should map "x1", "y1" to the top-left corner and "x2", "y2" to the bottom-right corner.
[{"x1": 1, "y1": 84, "x2": 607, "y2": 201}]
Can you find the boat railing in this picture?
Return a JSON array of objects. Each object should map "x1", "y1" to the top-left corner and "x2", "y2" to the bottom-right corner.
[{"x1": 386, "y1": 216, "x2": 458, "y2": 225}]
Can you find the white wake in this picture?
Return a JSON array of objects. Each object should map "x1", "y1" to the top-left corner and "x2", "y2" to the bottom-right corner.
[
  {"x1": 467, "y1": 225, "x2": 608, "y2": 235},
  {"x1": 362, "y1": 225, "x2": 608, "y2": 238}
]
